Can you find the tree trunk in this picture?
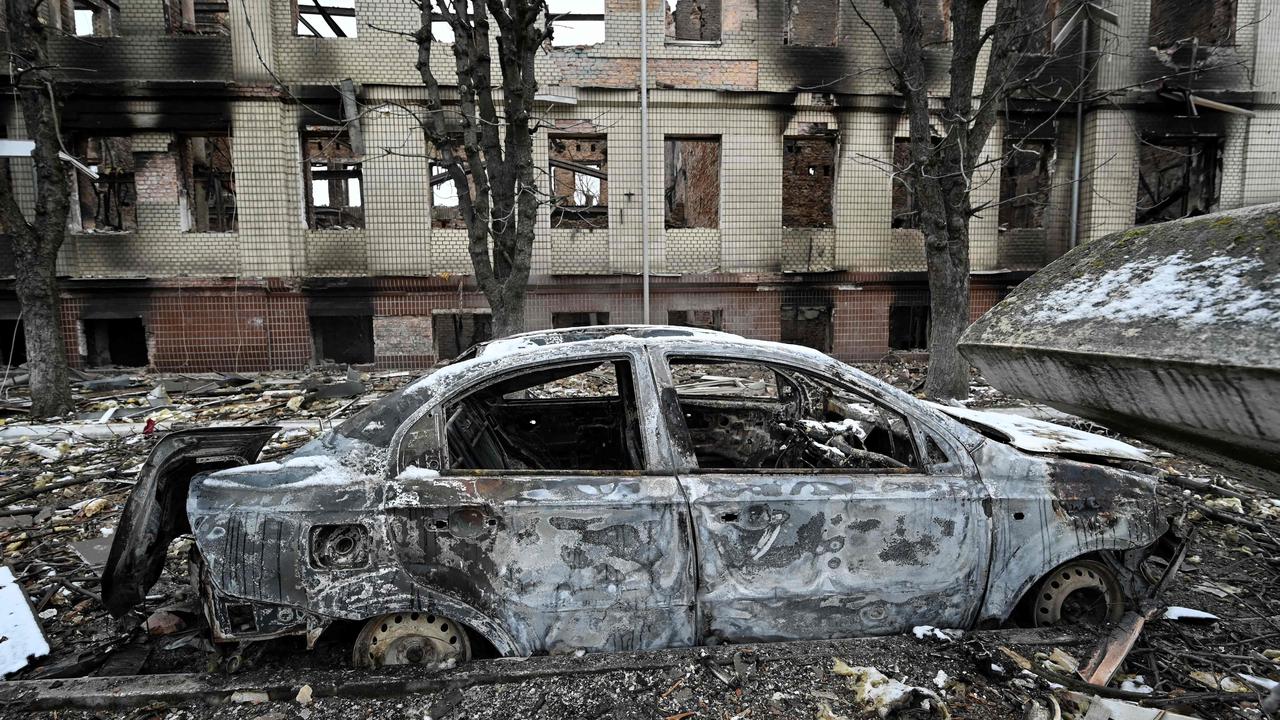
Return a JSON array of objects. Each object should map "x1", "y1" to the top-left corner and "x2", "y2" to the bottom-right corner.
[
  {"x1": 489, "y1": 283, "x2": 527, "y2": 338},
  {"x1": 12, "y1": 240, "x2": 72, "y2": 417},
  {"x1": 0, "y1": 0, "x2": 74, "y2": 418},
  {"x1": 923, "y1": 222, "x2": 971, "y2": 400}
]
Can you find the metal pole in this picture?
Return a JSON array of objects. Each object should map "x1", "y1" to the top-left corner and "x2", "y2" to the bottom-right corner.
[
  {"x1": 640, "y1": 0, "x2": 651, "y2": 323},
  {"x1": 1069, "y1": 14, "x2": 1088, "y2": 249}
]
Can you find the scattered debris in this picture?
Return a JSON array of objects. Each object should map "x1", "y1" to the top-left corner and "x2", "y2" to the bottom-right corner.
[
  {"x1": 832, "y1": 658, "x2": 950, "y2": 718},
  {"x1": 0, "y1": 565, "x2": 49, "y2": 676}
]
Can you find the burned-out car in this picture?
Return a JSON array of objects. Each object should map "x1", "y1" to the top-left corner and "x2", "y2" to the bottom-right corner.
[{"x1": 103, "y1": 326, "x2": 1184, "y2": 667}]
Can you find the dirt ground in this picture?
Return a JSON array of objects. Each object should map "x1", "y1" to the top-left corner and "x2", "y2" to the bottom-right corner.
[{"x1": 1, "y1": 360, "x2": 1278, "y2": 719}]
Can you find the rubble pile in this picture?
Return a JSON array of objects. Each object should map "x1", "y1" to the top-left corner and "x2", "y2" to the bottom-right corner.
[{"x1": 0, "y1": 367, "x2": 1277, "y2": 719}]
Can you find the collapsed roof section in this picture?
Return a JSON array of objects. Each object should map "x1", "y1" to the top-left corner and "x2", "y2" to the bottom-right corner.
[{"x1": 960, "y1": 202, "x2": 1280, "y2": 492}]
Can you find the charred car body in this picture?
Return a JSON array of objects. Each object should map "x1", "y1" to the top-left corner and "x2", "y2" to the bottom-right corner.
[{"x1": 103, "y1": 326, "x2": 1184, "y2": 666}]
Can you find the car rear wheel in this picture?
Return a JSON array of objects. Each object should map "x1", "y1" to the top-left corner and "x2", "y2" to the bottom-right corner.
[
  {"x1": 1032, "y1": 559, "x2": 1125, "y2": 626},
  {"x1": 352, "y1": 611, "x2": 472, "y2": 667}
]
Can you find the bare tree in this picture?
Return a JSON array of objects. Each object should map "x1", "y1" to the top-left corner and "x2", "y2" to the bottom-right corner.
[
  {"x1": 0, "y1": 0, "x2": 74, "y2": 417},
  {"x1": 415, "y1": 0, "x2": 549, "y2": 338},
  {"x1": 871, "y1": 0, "x2": 1039, "y2": 399}
]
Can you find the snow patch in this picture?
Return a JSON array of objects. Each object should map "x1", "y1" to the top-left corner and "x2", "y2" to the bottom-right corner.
[
  {"x1": 1162, "y1": 606, "x2": 1219, "y2": 622},
  {"x1": 395, "y1": 465, "x2": 441, "y2": 481}
]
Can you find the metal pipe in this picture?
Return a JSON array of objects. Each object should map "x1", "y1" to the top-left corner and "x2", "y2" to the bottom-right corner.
[
  {"x1": 640, "y1": 0, "x2": 651, "y2": 323},
  {"x1": 1069, "y1": 15, "x2": 1087, "y2": 249}
]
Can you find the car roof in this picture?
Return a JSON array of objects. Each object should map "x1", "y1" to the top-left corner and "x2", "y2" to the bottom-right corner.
[{"x1": 469, "y1": 324, "x2": 737, "y2": 359}]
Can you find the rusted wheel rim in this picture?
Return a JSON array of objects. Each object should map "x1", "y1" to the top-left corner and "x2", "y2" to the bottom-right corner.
[
  {"x1": 1033, "y1": 560, "x2": 1124, "y2": 626},
  {"x1": 352, "y1": 612, "x2": 471, "y2": 667}
]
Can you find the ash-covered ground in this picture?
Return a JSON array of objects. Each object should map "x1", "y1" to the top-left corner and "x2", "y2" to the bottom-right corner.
[{"x1": 1, "y1": 360, "x2": 1277, "y2": 719}]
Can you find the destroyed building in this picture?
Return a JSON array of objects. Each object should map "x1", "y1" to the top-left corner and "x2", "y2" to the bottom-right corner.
[{"x1": 1, "y1": 0, "x2": 1278, "y2": 370}]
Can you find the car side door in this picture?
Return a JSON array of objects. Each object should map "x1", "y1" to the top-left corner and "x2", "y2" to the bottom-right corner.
[
  {"x1": 386, "y1": 349, "x2": 697, "y2": 656},
  {"x1": 653, "y1": 348, "x2": 990, "y2": 643}
]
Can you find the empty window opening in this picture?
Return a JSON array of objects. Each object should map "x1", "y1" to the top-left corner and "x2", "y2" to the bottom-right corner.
[
  {"x1": 552, "y1": 312, "x2": 610, "y2": 328},
  {"x1": 0, "y1": 319, "x2": 26, "y2": 368},
  {"x1": 1020, "y1": 0, "x2": 1061, "y2": 54},
  {"x1": 75, "y1": 137, "x2": 136, "y2": 232},
  {"x1": 303, "y1": 127, "x2": 364, "y2": 229},
  {"x1": 780, "y1": 304, "x2": 832, "y2": 353},
  {"x1": 999, "y1": 138, "x2": 1054, "y2": 230},
  {"x1": 311, "y1": 315, "x2": 374, "y2": 365},
  {"x1": 783, "y1": 0, "x2": 837, "y2": 46},
  {"x1": 667, "y1": 309, "x2": 723, "y2": 331},
  {"x1": 165, "y1": 0, "x2": 229, "y2": 33},
  {"x1": 667, "y1": 357, "x2": 920, "y2": 472},
  {"x1": 296, "y1": 0, "x2": 357, "y2": 37},
  {"x1": 1149, "y1": 0, "x2": 1235, "y2": 49},
  {"x1": 440, "y1": 359, "x2": 643, "y2": 472},
  {"x1": 665, "y1": 0, "x2": 720, "y2": 42},
  {"x1": 83, "y1": 318, "x2": 148, "y2": 368},
  {"x1": 889, "y1": 305, "x2": 929, "y2": 350},
  {"x1": 920, "y1": 0, "x2": 949, "y2": 43},
  {"x1": 433, "y1": 312, "x2": 492, "y2": 360},
  {"x1": 181, "y1": 136, "x2": 236, "y2": 232},
  {"x1": 548, "y1": 0, "x2": 604, "y2": 47},
  {"x1": 550, "y1": 134, "x2": 608, "y2": 229},
  {"x1": 664, "y1": 137, "x2": 721, "y2": 229},
  {"x1": 1136, "y1": 135, "x2": 1222, "y2": 225},
  {"x1": 429, "y1": 140, "x2": 471, "y2": 230},
  {"x1": 783, "y1": 136, "x2": 836, "y2": 228},
  {"x1": 891, "y1": 137, "x2": 922, "y2": 230},
  {"x1": 64, "y1": 0, "x2": 117, "y2": 36}
]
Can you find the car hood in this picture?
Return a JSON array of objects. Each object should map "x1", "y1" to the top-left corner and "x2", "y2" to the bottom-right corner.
[{"x1": 926, "y1": 402, "x2": 1151, "y2": 463}]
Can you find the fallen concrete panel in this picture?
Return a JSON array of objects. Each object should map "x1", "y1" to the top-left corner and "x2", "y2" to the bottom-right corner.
[{"x1": 960, "y1": 203, "x2": 1280, "y2": 492}]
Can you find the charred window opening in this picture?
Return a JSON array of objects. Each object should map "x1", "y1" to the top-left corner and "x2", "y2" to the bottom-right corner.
[
  {"x1": 83, "y1": 318, "x2": 148, "y2": 368},
  {"x1": 429, "y1": 139, "x2": 471, "y2": 230},
  {"x1": 443, "y1": 359, "x2": 644, "y2": 472},
  {"x1": 165, "y1": 0, "x2": 229, "y2": 33},
  {"x1": 433, "y1": 312, "x2": 492, "y2": 361},
  {"x1": 1149, "y1": 0, "x2": 1235, "y2": 49},
  {"x1": 548, "y1": 0, "x2": 604, "y2": 47},
  {"x1": 780, "y1": 304, "x2": 832, "y2": 353},
  {"x1": 919, "y1": 0, "x2": 950, "y2": 43},
  {"x1": 889, "y1": 304, "x2": 929, "y2": 350},
  {"x1": 1, "y1": 318, "x2": 26, "y2": 367},
  {"x1": 664, "y1": 137, "x2": 721, "y2": 229},
  {"x1": 667, "y1": 309, "x2": 723, "y2": 331},
  {"x1": 665, "y1": 0, "x2": 720, "y2": 42},
  {"x1": 296, "y1": 0, "x2": 357, "y2": 37},
  {"x1": 303, "y1": 127, "x2": 364, "y2": 230},
  {"x1": 75, "y1": 137, "x2": 136, "y2": 232},
  {"x1": 63, "y1": 0, "x2": 117, "y2": 36},
  {"x1": 783, "y1": 136, "x2": 835, "y2": 228},
  {"x1": 1020, "y1": 0, "x2": 1061, "y2": 54},
  {"x1": 1136, "y1": 135, "x2": 1222, "y2": 225},
  {"x1": 550, "y1": 134, "x2": 608, "y2": 230},
  {"x1": 783, "y1": 0, "x2": 837, "y2": 46},
  {"x1": 552, "y1": 312, "x2": 610, "y2": 328},
  {"x1": 667, "y1": 358, "x2": 921, "y2": 472},
  {"x1": 311, "y1": 315, "x2": 374, "y2": 365},
  {"x1": 181, "y1": 136, "x2": 236, "y2": 232},
  {"x1": 999, "y1": 138, "x2": 1054, "y2": 230}
]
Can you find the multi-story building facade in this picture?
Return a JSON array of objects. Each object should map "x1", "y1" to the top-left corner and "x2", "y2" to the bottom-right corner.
[{"x1": 1, "y1": 0, "x2": 1277, "y2": 370}]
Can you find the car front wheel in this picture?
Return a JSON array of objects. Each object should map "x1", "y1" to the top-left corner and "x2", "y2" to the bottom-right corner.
[
  {"x1": 1032, "y1": 559, "x2": 1125, "y2": 626},
  {"x1": 352, "y1": 611, "x2": 472, "y2": 667}
]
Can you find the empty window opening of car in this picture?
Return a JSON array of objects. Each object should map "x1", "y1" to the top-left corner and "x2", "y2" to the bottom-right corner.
[
  {"x1": 550, "y1": 135, "x2": 608, "y2": 229},
  {"x1": 548, "y1": 0, "x2": 604, "y2": 47},
  {"x1": 667, "y1": 358, "x2": 920, "y2": 472},
  {"x1": 296, "y1": 0, "x2": 357, "y2": 37},
  {"x1": 83, "y1": 318, "x2": 148, "y2": 368},
  {"x1": 311, "y1": 315, "x2": 374, "y2": 365},
  {"x1": 442, "y1": 359, "x2": 645, "y2": 472},
  {"x1": 666, "y1": 0, "x2": 720, "y2": 42}
]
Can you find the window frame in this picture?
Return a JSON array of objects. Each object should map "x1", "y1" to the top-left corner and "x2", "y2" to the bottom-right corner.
[
  {"x1": 301, "y1": 126, "x2": 365, "y2": 230},
  {"x1": 657, "y1": 353, "x2": 927, "y2": 475},
  {"x1": 390, "y1": 353, "x2": 653, "y2": 478}
]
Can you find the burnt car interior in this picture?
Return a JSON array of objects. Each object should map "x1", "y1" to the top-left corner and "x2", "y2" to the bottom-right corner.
[
  {"x1": 444, "y1": 359, "x2": 645, "y2": 471},
  {"x1": 667, "y1": 358, "x2": 920, "y2": 471}
]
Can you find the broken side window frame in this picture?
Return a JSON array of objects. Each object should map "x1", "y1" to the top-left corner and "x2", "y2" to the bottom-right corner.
[
  {"x1": 295, "y1": 0, "x2": 357, "y2": 38},
  {"x1": 657, "y1": 354, "x2": 925, "y2": 474},
  {"x1": 302, "y1": 126, "x2": 365, "y2": 230}
]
